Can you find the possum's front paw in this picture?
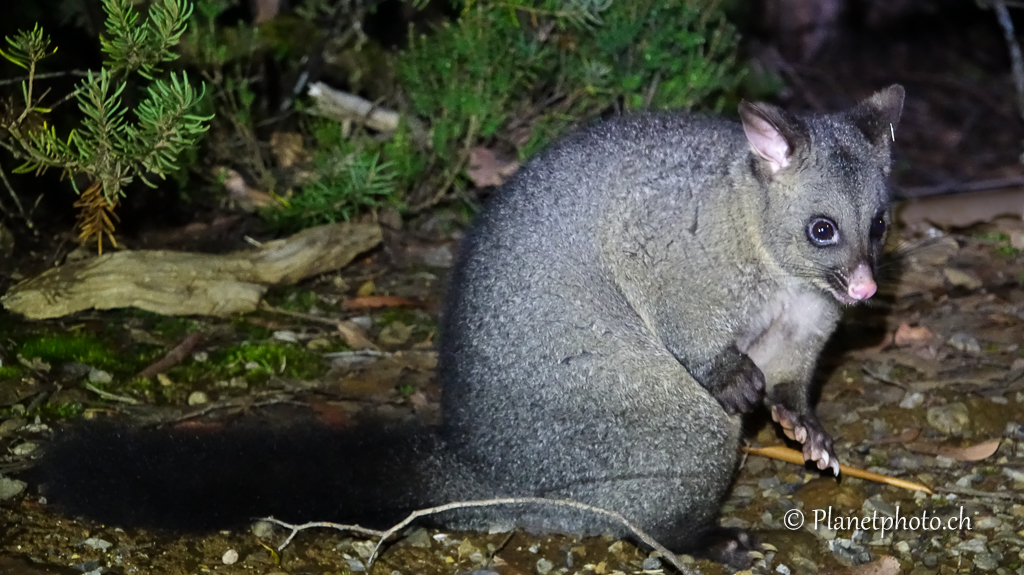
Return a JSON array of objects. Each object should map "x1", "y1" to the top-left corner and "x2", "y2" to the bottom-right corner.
[
  {"x1": 770, "y1": 404, "x2": 839, "y2": 476},
  {"x1": 707, "y1": 353, "x2": 765, "y2": 415}
]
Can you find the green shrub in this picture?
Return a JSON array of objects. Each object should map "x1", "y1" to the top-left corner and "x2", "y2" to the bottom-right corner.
[
  {"x1": 283, "y1": 0, "x2": 745, "y2": 225},
  {"x1": 0, "y1": 0, "x2": 212, "y2": 249}
]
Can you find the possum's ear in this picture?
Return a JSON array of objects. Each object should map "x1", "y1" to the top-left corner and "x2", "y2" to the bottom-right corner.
[
  {"x1": 739, "y1": 101, "x2": 807, "y2": 174},
  {"x1": 849, "y1": 84, "x2": 905, "y2": 147}
]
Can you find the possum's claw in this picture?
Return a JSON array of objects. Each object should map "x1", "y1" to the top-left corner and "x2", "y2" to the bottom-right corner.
[{"x1": 770, "y1": 404, "x2": 839, "y2": 477}]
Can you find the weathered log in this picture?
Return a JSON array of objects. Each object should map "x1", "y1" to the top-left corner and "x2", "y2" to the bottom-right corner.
[{"x1": 2, "y1": 222, "x2": 382, "y2": 319}]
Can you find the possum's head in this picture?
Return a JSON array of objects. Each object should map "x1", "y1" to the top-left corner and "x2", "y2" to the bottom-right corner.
[{"x1": 739, "y1": 85, "x2": 905, "y2": 305}]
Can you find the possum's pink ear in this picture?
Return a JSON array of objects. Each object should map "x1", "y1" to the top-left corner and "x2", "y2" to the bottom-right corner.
[{"x1": 739, "y1": 101, "x2": 803, "y2": 174}]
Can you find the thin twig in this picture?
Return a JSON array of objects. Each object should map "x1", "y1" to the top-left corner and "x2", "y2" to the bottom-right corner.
[
  {"x1": 137, "y1": 332, "x2": 204, "y2": 379},
  {"x1": 84, "y1": 382, "x2": 141, "y2": 405},
  {"x1": 261, "y1": 517, "x2": 386, "y2": 551},
  {"x1": 896, "y1": 175, "x2": 1024, "y2": 199},
  {"x1": 0, "y1": 69, "x2": 90, "y2": 86},
  {"x1": 259, "y1": 301, "x2": 348, "y2": 327},
  {"x1": 365, "y1": 497, "x2": 694, "y2": 574},
  {"x1": 0, "y1": 163, "x2": 31, "y2": 226},
  {"x1": 991, "y1": 0, "x2": 1024, "y2": 122},
  {"x1": 742, "y1": 445, "x2": 933, "y2": 494},
  {"x1": 141, "y1": 393, "x2": 305, "y2": 427},
  {"x1": 936, "y1": 485, "x2": 1024, "y2": 502},
  {"x1": 411, "y1": 115, "x2": 478, "y2": 213},
  {"x1": 260, "y1": 497, "x2": 694, "y2": 573}
]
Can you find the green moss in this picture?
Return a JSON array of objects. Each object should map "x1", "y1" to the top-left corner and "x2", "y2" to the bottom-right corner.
[
  {"x1": 0, "y1": 364, "x2": 25, "y2": 380},
  {"x1": 230, "y1": 316, "x2": 274, "y2": 340},
  {"x1": 128, "y1": 376, "x2": 156, "y2": 391},
  {"x1": 39, "y1": 402, "x2": 85, "y2": 419},
  {"x1": 217, "y1": 341, "x2": 326, "y2": 382},
  {"x1": 19, "y1": 333, "x2": 121, "y2": 370},
  {"x1": 280, "y1": 289, "x2": 321, "y2": 313},
  {"x1": 378, "y1": 308, "x2": 421, "y2": 326},
  {"x1": 972, "y1": 231, "x2": 1009, "y2": 243},
  {"x1": 149, "y1": 315, "x2": 200, "y2": 339},
  {"x1": 972, "y1": 231, "x2": 1021, "y2": 257}
]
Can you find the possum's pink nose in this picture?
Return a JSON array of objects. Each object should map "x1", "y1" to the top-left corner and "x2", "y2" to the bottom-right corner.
[{"x1": 847, "y1": 263, "x2": 877, "y2": 300}]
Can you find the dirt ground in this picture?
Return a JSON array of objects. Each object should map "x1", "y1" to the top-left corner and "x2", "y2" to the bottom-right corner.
[{"x1": 1, "y1": 6, "x2": 1024, "y2": 575}]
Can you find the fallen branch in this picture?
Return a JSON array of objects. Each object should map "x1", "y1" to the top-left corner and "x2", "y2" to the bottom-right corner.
[
  {"x1": 742, "y1": 445, "x2": 934, "y2": 494},
  {"x1": 307, "y1": 82, "x2": 401, "y2": 133},
  {"x1": 2, "y1": 221, "x2": 382, "y2": 319}
]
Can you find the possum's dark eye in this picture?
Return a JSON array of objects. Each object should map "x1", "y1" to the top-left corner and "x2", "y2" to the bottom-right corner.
[
  {"x1": 869, "y1": 214, "x2": 886, "y2": 242},
  {"x1": 807, "y1": 217, "x2": 838, "y2": 246}
]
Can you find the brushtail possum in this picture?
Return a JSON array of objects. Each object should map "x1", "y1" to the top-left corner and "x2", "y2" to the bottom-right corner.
[{"x1": 39, "y1": 85, "x2": 904, "y2": 565}]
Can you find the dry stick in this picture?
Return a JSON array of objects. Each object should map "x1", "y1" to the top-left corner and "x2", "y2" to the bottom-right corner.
[
  {"x1": 137, "y1": 332, "x2": 204, "y2": 379},
  {"x1": 0, "y1": 69, "x2": 90, "y2": 86},
  {"x1": 0, "y1": 163, "x2": 30, "y2": 225},
  {"x1": 261, "y1": 497, "x2": 696, "y2": 574},
  {"x1": 937, "y1": 485, "x2": 1024, "y2": 502},
  {"x1": 897, "y1": 175, "x2": 1024, "y2": 199},
  {"x1": 84, "y1": 382, "x2": 141, "y2": 405},
  {"x1": 364, "y1": 497, "x2": 696, "y2": 574},
  {"x1": 259, "y1": 301, "x2": 347, "y2": 327},
  {"x1": 146, "y1": 393, "x2": 304, "y2": 427},
  {"x1": 742, "y1": 445, "x2": 934, "y2": 495},
  {"x1": 261, "y1": 517, "x2": 386, "y2": 551},
  {"x1": 992, "y1": 0, "x2": 1024, "y2": 122}
]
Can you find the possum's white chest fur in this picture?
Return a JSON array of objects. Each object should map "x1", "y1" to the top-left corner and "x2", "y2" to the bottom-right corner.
[{"x1": 735, "y1": 287, "x2": 836, "y2": 385}]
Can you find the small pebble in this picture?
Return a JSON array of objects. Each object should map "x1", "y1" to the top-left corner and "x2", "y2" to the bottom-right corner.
[
  {"x1": 732, "y1": 485, "x2": 757, "y2": 498},
  {"x1": 1003, "y1": 467, "x2": 1024, "y2": 482},
  {"x1": 88, "y1": 368, "x2": 113, "y2": 384},
  {"x1": 352, "y1": 540, "x2": 376, "y2": 559},
  {"x1": 187, "y1": 391, "x2": 209, "y2": 405},
  {"x1": 0, "y1": 477, "x2": 27, "y2": 500},
  {"x1": 975, "y1": 516, "x2": 1001, "y2": 530},
  {"x1": 251, "y1": 521, "x2": 274, "y2": 538},
  {"x1": 405, "y1": 528, "x2": 432, "y2": 548},
  {"x1": 955, "y1": 538, "x2": 987, "y2": 553},
  {"x1": 642, "y1": 557, "x2": 661, "y2": 570},
  {"x1": 273, "y1": 330, "x2": 299, "y2": 343},
  {"x1": 12, "y1": 442, "x2": 37, "y2": 456},
  {"x1": 973, "y1": 552, "x2": 1000, "y2": 570},
  {"x1": 942, "y1": 268, "x2": 982, "y2": 290},
  {"x1": 899, "y1": 391, "x2": 924, "y2": 409},
  {"x1": 535, "y1": 558, "x2": 554, "y2": 575},
  {"x1": 926, "y1": 403, "x2": 971, "y2": 435},
  {"x1": 947, "y1": 332, "x2": 981, "y2": 354},
  {"x1": 222, "y1": 549, "x2": 239, "y2": 565},
  {"x1": 82, "y1": 537, "x2": 112, "y2": 551},
  {"x1": 0, "y1": 418, "x2": 26, "y2": 437}
]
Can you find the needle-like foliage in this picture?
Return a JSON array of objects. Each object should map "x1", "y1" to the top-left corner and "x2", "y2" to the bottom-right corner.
[{"x1": 0, "y1": 0, "x2": 212, "y2": 251}]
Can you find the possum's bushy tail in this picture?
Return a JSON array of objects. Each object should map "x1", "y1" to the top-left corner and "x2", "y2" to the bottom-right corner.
[{"x1": 38, "y1": 421, "x2": 468, "y2": 531}]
